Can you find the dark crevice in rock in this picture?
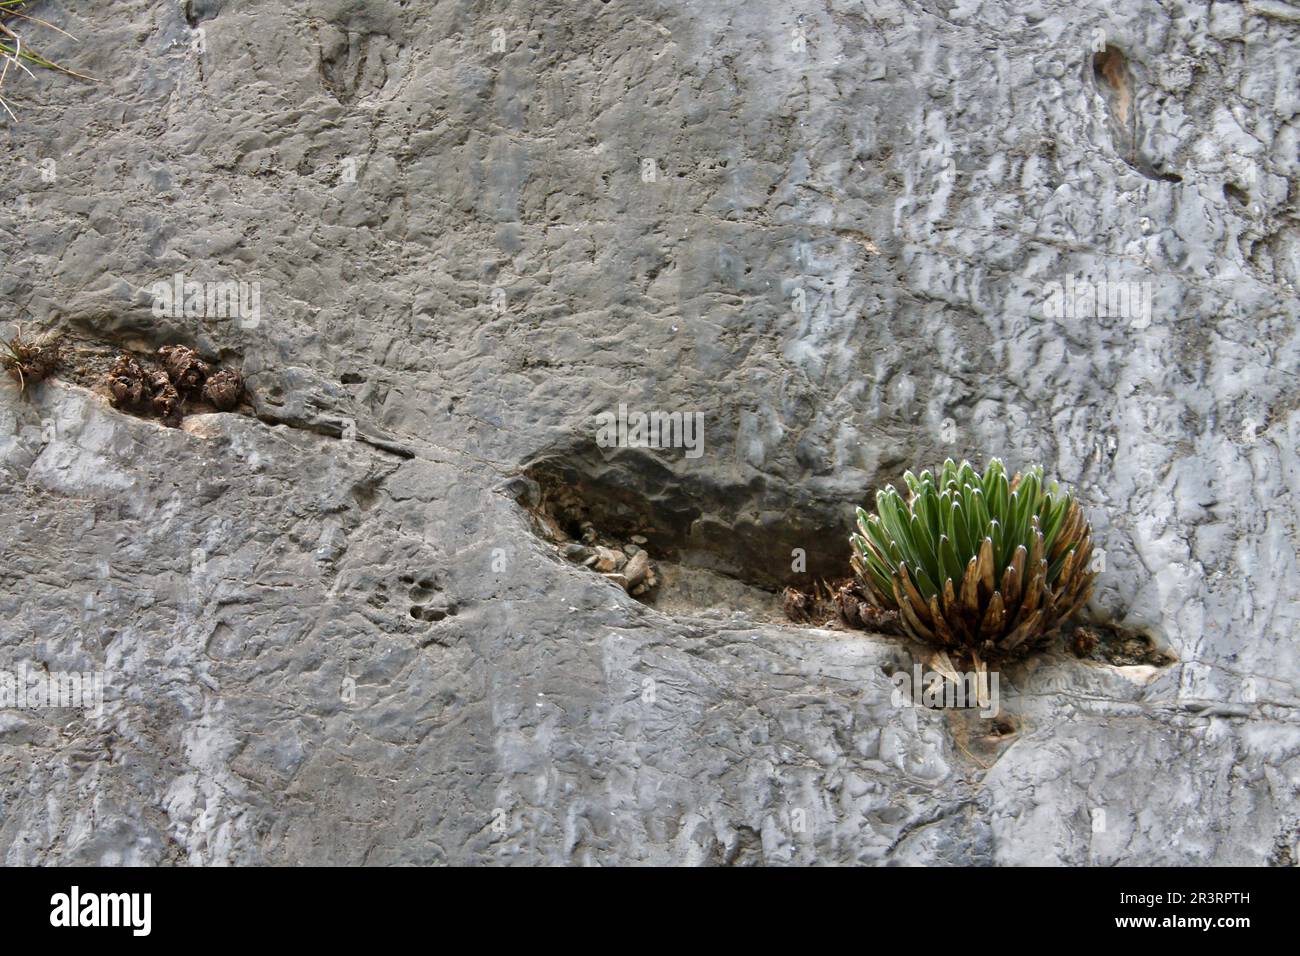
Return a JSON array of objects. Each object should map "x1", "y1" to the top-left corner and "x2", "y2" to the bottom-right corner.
[
  {"x1": 1066, "y1": 623, "x2": 1175, "y2": 667},
  {"x1": 1093, "y1": 46, "x2": 1133, "y2": 127},
  {"x1": 1224, "y1": 181, "x2": 1251, "y2": 207},
  {"x1": 1091, "y1": 44, "x2": 1183, "y2": 184},
  {"x1": 12, "y1": 323, "x2": 415, "y2": 458},
  {"x1": 29, "y1": 327, "x2": 251, "y2": 426},
  {"x1": 182, "y1": 1, "x2": 223, "y2": 28},
  {"x1": 515, "y1": 439, "x2": 865, "y2": 619},
  {"x1": 250, "y1": 410, "x2": 414, "y2": 459}
]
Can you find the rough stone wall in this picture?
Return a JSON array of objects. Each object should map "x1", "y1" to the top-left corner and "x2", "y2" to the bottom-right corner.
[{"x1": 0, "y1": 0, "x2": 1296, "y2": 864}]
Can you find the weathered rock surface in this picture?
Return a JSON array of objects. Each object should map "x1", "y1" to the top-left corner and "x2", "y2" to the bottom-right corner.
[{"x1": 0, "y1": 0, "x2": 1297, "y2": 864}]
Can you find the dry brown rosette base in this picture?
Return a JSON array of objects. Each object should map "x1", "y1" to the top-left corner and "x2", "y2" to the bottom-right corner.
[
  {"x1": 103, "y1": 345, "x2": 245, "y2": 426},
  {"x1": 1, "y1": 325, "x2": 61, "y2": 392}
]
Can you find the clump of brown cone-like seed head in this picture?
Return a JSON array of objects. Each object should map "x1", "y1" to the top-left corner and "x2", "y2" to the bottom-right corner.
[
  {"x1": 103, "y1": 346, "x2": 244, "y2": 426},
  {"x1": 203, "y1": 368, "x2": 244, "y2": 411},
  {"x1": 158, "y1": 344, "x2": 210, "y2": 398}
]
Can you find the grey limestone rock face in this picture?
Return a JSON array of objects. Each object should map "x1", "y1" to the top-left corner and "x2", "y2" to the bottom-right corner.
[{"x1": 0, "y1": 0, "x2": 1297, "y2": 864}]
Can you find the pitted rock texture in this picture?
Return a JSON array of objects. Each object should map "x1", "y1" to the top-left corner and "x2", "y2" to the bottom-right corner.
[{"x1": 1, "y1": 0, "x2": 1297, "y2": 864}]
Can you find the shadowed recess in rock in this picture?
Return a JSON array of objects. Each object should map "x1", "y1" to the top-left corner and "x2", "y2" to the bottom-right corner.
[{"x1": 518, "y1": 439, "x2": 863, "y2": 598}]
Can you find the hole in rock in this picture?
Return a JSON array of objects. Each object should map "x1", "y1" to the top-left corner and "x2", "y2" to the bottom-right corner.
[
  {"x1": 1090, "y1": 44, "x2": 1181, "y2": 184},
  {"x1": 410, "y1": 604, "x2": 456, "y2": 623},
  {"x1": 517, "y1": 440, "x2": 864, "y2": 622},
  {"x1": 1066, "y1": 623, "x2": 1174, "y2": 667},
  {"x1": 11, "y1": 326, "x2": 252, "y2": 426},
  {"x1": 1223, "y1": 182, "x2": 1250, "y2": 207},
  {"x1": 1092, "y1": 45, "x2": 1132, "y2": 125}
]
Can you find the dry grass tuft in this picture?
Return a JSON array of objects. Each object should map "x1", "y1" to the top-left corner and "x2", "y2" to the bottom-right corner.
[
  {"x1": 1, "y1": 323, "x2": 61, "y2": 392},
  {"x1": 0, "y1": 1, "x2": 91, "y2": 122}
]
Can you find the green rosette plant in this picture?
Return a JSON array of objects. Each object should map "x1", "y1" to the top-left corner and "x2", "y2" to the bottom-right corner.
[{"x1": 851, "y1": 458, "x2": 1096, "y2": 662}]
